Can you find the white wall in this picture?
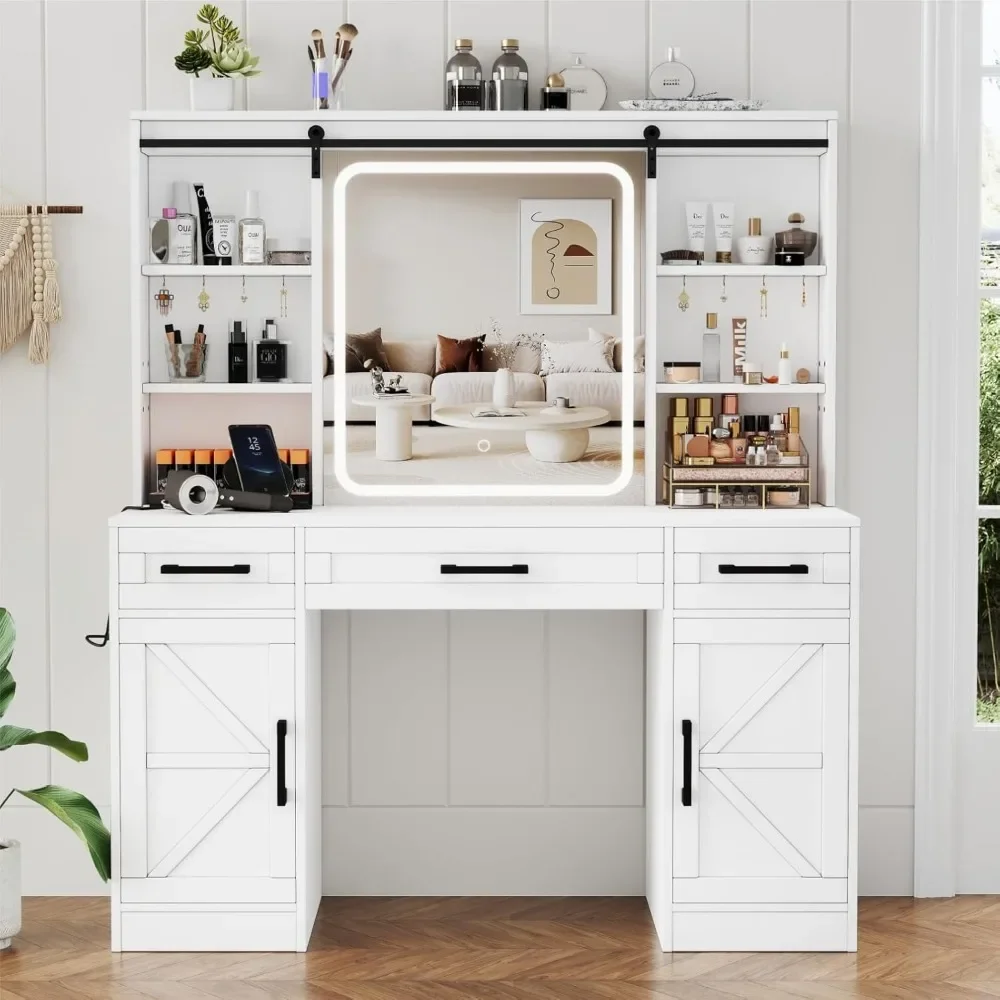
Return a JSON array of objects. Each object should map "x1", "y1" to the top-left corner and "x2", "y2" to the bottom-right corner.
[{"x1": 0, "y1": 0, "x2": 920, "y2": 896}]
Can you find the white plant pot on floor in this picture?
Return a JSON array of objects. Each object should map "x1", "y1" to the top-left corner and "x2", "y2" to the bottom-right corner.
[
  {"x1": 0, "y1": 840, "x2": 21, "y2": 949},
  {"x1": 190, "y1": 75, "x2": 235, "y2": 112}
]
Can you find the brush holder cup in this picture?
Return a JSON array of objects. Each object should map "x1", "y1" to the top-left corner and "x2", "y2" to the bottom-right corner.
[{"x1": 164, "y1": 343, "x2": 208, "y2": 383}]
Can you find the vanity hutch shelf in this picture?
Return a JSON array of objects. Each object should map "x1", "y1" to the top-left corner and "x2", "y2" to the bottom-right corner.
[{"x1": 115, "y1": 110, "x2": 856, "y2": 956}]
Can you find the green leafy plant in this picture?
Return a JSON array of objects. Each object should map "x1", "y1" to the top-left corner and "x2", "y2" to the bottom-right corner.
[
  {"x1": 0, "y1": 609, "x2": 110, "y2": 881},
  {"x1": 174, "y1": 4, "x2": 260, "y2": 79}
]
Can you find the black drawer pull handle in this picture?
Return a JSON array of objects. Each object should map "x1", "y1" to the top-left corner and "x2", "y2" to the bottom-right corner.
[
  {"x1": 718, "y1": 563, "x2": 809, "y2": 575},
  {"x1": 681, "y1": 720, "x2": 693, "y2": 807},
  {"x1": 160, "y1": 564, "x2": 252, "y2": 575},
  {"x1": 440, "y1": 564, "x2": 529, "y2": 575},
  {"x1": 276, "y1": 719, "x2": 288, "y2": 807}
]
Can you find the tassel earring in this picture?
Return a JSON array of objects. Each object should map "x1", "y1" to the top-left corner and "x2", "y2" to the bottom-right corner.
[{"x1": 678, "y1": 275, "x2": 690, "y2": 312}]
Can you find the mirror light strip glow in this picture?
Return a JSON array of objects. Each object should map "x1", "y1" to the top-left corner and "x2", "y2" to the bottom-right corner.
[{"x1": 332, "y1": 159, "x2": 635, "y2": 498}]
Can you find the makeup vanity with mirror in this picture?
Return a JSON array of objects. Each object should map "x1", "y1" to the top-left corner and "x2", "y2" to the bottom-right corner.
[{"x1": 110, "y1": 111, "x2": 858, "y2": 955}]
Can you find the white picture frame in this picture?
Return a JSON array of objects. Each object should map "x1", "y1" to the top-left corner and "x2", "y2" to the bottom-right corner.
[{"x1": 519, "y1": 198, "x2": 613, "y2": 315}]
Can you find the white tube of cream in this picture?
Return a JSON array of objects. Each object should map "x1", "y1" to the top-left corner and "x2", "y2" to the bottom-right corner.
[
  {"x1": 686, "y1": 201, "x2": 707, "y2": 259},
  {"x1": 713, "y1": 202, "x2": 734, "y2": 261}
]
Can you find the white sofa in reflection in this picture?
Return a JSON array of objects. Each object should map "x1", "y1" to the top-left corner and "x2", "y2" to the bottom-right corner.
[{"x1": 324, "y1": 340, "x2": 644, "y2": 423}]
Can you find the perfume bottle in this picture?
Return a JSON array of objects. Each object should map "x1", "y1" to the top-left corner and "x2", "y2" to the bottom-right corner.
[
  {"x1": 228, "y1": 319, "x2": 249, "y2": 383},
  {"x1": 559, "y1": 53, "x2": 608, "y2": 111},
  {"x1": 254, "y1": 318, "x2": 288, "y2": 382},
  {"x1": 488, "y1": 39, "x2": 528, "y2": 110},
  {"x1": 445, "y1": 39, "x2": 483, "y2": 111},
  {"x1": 702, "y1": 312, "x2": 721, "y2": 382},
  {"x1": 737, "y1": 218, "x2": 771, "y2": 265},
  {"x1": 648, "y1": 47, "x2": 696, "y2": 100},
  {"x1": 239, "y1": 190, "x2": 266, "y2": 265}
]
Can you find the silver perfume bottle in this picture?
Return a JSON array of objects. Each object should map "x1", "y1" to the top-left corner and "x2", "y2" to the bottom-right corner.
[
  {"x1": 488, "y1": 39, "x2": 528, "y2": 110},
  {"x1": 445, "y1": 38, "x2": 483, "y2": 111}
]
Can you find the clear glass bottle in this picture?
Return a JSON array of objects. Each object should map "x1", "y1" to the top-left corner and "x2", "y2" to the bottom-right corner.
[
  {"x1": 239, "y1": 190, "x2": 266, "y2": 265},
  {"x1": 559, "y1": 52, "x2": 608, "y2": 111},
  {"x1": 168, "y1": 182, "x2": 197, "y2": 265},
  {"x1": 702, "y1": 312, "x2": 721, "y2": 382},
  {"x1": 445, "y1": 39, "x2": 483, "y2": 111},
  {"x1": 648, "y1": 46, "x2": 696, "y2": 100},
  {"x1": 489, "y1": 39, "x2": 528, "y2": 110}
]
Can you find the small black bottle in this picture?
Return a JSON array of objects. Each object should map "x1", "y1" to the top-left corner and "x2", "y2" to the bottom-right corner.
[{"x1": 228, "y1": 319, "x2": 249, "y2": 383}]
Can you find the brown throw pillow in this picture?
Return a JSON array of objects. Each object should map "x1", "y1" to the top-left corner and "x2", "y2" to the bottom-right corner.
[
  {"x1": 435, "y1": 334, "x2": 485, "y2": 375},
  {"x1": 338, "y1": 328, "x2": 390, "y2": 374}
]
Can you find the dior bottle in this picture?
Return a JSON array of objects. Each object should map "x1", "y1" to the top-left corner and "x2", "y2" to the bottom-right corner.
[
  {"x1": 488, "y1": 39, "x2": 528, "y2": 110},
  {"x1": 445, "y1": 39, "x2": 484, "y2": 111}
]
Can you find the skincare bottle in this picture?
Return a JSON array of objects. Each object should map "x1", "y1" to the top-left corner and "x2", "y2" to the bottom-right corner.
[
  {"x1": 702, "y1": 312, "x2": 721, "y2": 382},
  {"x1": 445, "y1": 39, "x2": 483, "y2": 111},
  {"x1": 686, "y1": 202, "x2": 707, "y2": 261},
  {"x1": 778, "y1": 342, "x2": 792, "y2": 385},
  {"x1": 167, "y1": 182, "x2": 197, "y2": 264},
  {"x1": 786, "y1": 406, "x2": 802, "y2": 459},
  {"x1": 670, "y1": 397, "x2": 691, "y2": 465},
  {"x1": 770, "y1": 413, "x2": 788, "y2": 454},
  {"x1": 737, "y1": 217, "x2": 771, "y2": 265},
  {"x1": 648, "y1": 47, "x2": 695, "y2": 99},
  {"x1": 254, "y1": 318, "x2": 288, "y2": 382},
  {"x1": 713, "y1": 202, "x2": 734, "y2": 263},
  {"x1": 212, "y1": 215, "x2": 237, "y2": 264},
  {"x1": 239, "y1": 190, "x2": 266, "y2": 265},
  {"x1": 488, "y1": 39, "x2": 528, "y2": 110}
]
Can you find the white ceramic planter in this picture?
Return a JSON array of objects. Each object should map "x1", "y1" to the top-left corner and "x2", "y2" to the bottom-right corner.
[
  {"x1": 189, "y1": 75, "x2": 235, "y2": 112},
  {"x1": 492, "y1": 368, "x2": 516, "y2": 409},
  {"x1": 0, "y1": 840, "x2": 22, "y2": 950}
]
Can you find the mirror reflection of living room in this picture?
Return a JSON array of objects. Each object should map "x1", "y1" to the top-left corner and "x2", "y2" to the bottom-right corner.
[{"x1": 323, "y1": 157, "x2": 643, "y2": 501}]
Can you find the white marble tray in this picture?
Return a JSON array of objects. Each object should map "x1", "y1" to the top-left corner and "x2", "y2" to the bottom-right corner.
[{"x1": 618, "y1": 98, "x2": 764, "y2": 112}]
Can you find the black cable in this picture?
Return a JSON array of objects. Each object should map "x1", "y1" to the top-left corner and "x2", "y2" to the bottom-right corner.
[{"x1": 84, "y1": 505, "x2": 155, "y2": 647}]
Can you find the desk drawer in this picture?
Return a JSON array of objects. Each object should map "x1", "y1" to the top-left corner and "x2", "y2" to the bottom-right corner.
[
  {"x1": 119, "y1": 552, "x2": 294, "y2": 610},
  {"x1": 304, "y1": 527, "x2": 665, "y2": 610},
  {"x1": 674, "y1": 550, "x2": 850, "y2": 611},
  {"x1": 119, "y1": 527, "x2": 294, "y2": 554}
]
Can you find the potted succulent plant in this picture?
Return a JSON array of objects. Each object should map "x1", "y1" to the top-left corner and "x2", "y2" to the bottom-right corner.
[
  {"x1": 0, "y1": 608, "x2": 110, "y2": 949},
  {"x1": 175, "y1": 4, "x2": 261, "y2": 112}
]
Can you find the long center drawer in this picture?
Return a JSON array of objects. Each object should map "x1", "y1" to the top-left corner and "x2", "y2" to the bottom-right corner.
[{"x1": 304, "y1": 526, "x2": 665, "y2": 610}]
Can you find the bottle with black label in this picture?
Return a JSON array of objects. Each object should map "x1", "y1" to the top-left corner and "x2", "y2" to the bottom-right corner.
[
  {"x1": 254, "y1": 318, "x2": 288, "y2": 382},
  {"x1": 445, "y1": 39, "x2": 483, "y2": 111}
]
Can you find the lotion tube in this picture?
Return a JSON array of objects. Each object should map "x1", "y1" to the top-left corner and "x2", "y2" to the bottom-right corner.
[
  {"x1": 713, "y1": 202, "x2": 734, "y2": 263},
  {"x1": 685, "y1": 201, "x2": 707, "y2": 261}
]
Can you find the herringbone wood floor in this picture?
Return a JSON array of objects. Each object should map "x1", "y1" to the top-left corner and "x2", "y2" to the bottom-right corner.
[{"x1": 6, "y1": 897, "x2": 1000, "y2": 998}]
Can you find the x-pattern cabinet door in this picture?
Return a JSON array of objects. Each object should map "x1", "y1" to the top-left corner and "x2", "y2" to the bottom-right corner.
[
  {"x1": 673, "y1": 632, "x2": 849, "y2": 904},
  {"x1": 119, "y1": 625, "x2": 295, "y2": 903}
]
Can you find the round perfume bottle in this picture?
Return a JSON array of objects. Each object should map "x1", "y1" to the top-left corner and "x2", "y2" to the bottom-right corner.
[
  {"x1": 648, "y1": 46, "x2": 696, "y2": 100},
  {"x1": 559, "y1": 53, "x2": 608, "y2": 111}
]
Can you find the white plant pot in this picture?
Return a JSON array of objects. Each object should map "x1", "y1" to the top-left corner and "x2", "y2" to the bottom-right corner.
[
  {"x1": 189, "y1": 75, "x2": 235, "y2": 112},
  {"x1": 0, "y1": 840, "x2": 21, "y2": 950},
  {"x1": 492, "y1": 368, "x2": 516, "y2": 409}
]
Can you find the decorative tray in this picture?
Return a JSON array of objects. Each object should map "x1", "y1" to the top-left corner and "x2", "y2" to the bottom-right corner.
[{"x1": 619, "y1": 99, "x2": 764, "y2": 112}]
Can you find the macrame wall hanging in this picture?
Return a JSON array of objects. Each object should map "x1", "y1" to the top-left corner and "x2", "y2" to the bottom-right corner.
[{"x1": 0, "y1": 203, "x2": 79, "y2": 364}]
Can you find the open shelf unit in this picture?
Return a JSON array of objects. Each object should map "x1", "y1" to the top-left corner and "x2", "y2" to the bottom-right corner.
[
  {"x1": 656, "y1": 264, "x2": 826, "y2": 277},
  {"x1": 141, "y1": 264, "x2": 313, "y2": 277}
]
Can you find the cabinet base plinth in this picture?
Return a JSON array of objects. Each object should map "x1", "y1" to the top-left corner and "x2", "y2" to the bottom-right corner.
[
  {"x1": 672, "y1": 911, "x2": 851, "y2": 952},
  {"x1": 119, "y1": 911, "x2": 298, "y2": 952}
]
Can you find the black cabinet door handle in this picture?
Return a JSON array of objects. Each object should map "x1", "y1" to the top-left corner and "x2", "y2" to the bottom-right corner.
[
  {"x1": 440, "y1": 564, "x2": 529, "y2": 575},
  {"x1": 681, "y1": 720, "x2": 693, "y2": 807},
  {"x1": 276, "y1": 719, "x2": 288, "y2": 807},
  {"x1": 717, "y1": 563, "x2": 809, "y2": 575},
  {"x1": 160, "y1": 563, "x2": 252, "y2": 575}
]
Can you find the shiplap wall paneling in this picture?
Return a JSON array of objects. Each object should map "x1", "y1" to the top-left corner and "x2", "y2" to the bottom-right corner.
[
  {"x1": 348, "y1": 610, "x2": 449, "y2": 805},
  {"x1": 648, "y1": 1, "x2": 749, "y2": 100},
  {"x1": 341, "y1": 0, "x2": 447, "y2": 111},
  {"x1": 247, "y1": 0, "x2": 345, "y2": 111},
  {"x1": 847, "y1": 0, "x2": 920, "y2": 843},
  {"x1": 46, "y1": 0, "x2": 141, "y2": 803},
  {"x1": 548, "y1": 611, "x2": 645, "y2": 806},
  {"x1": 448, "y1": 612, "x2": 547, "y2": 806},
  {"x1": 0, "y1": 0, "x2": 48, "y2": 793},
  {"x1": 321, "y1": 609, "x2": 350, "y2": 805}
]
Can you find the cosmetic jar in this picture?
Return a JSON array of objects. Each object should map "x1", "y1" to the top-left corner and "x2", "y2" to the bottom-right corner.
[
  {"x1": 266, "y1": 238, "x2": 311, "y2": 266},
  {"x1": 767, "y1": 486, "x2": 802, "y2": 508},
  {"x1": 774, "y1": 249, "x2": 806, "y2": 266},
  {"x1": 673, "y1": 487, "x2": 705, "y2": 507},
  {"x1": 663, "y1": 361, "x2": 701, "y2": 384},
  {"x1": 742, "y1": 363, "x2": 762, "y2": 386}
]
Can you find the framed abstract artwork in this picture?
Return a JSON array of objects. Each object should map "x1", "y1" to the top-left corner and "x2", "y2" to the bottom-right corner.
[{"x1": 519, "y1": 198, "x2": 612, "y2": 315}]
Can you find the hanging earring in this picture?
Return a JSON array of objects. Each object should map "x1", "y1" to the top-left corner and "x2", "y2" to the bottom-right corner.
[
  {"x1": 154, "y1": 276, "x2": 174, "y2": 317},
  {"x1": 240, "y1": 274, "x2": 248, "y2": 304},
  {"x1": 198, "y1": 275, "x2": 210, "y2": 312},
  {"x1": 720, "y1": 275, "x2": 727, "y2": 303},
  {"x1": 759, "y1": 276, "x2": 768, "y2": 319},
  {"x1": 280, "y1": 275, "x2": 288, "y2": 318},
  {"x1": 677, "y1": 275, "x2": 690, "y2": 312},
  {"x1": 801, "y1": 275, "x2": 807, "y2": 308}
]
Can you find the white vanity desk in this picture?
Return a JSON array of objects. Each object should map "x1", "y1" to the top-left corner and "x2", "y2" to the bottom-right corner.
[{"x1": 108, "y1": 503, "x2": 859, "y2": 955}]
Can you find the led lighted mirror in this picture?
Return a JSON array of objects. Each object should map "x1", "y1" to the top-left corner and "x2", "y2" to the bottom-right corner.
[{"x1": 330, "y1": 159, "x2": 637, "y2": 500}]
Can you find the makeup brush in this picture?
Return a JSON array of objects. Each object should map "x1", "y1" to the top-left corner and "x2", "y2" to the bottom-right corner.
[
  {"x1": 311, "y1": 28, "x2": 326, "y2": 60},
  {"x1": 335, "y1": 22, "x2": 358, "y2": 59}
]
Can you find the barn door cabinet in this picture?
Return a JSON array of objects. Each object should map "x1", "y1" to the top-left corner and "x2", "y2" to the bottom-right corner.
[{"x1": 114, "y1": 617, "x2": 299, "y2": 952}]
